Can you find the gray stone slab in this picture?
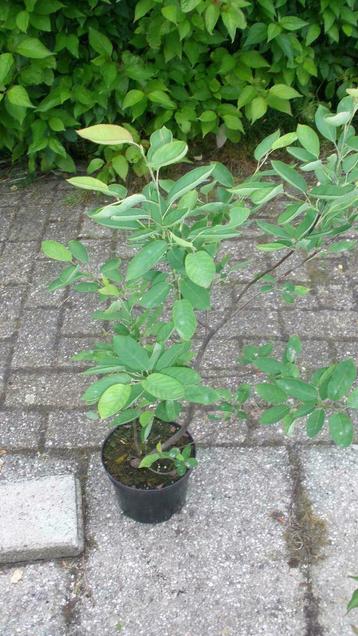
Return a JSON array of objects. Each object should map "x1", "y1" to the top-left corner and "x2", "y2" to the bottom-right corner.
[
  {"x1": 0, "y1": 207, "x2": 15, "y2": 241},
  {"x1": 0, "y1": 286, "x2": 24, "y2": 338},
  {"x1": 0, "y1": 474, "x2": 84, "y2": 564},
  {"x1": 25, "y1": 260, "x2": 65, "y2": 307},
  {"x1": 190, "y1": 407, "x2": 248, "y2": 445},
  {"x1": 0, "y1": 410, "x2": 45, "y2": 449},
  {"x1": 61, "y1": 293, "x2": 104, "y2": 336},
  {"x1": 74, "y1": 449, "x2": 305, "y2": 636},
  {"x1": 12, "y1": 308, "x2": 59, "y2": 367},
  {"x1": 0, "y1": 561, "x2": 69, "y2": 636},
  {"x1": 0, "y1": 242, "x2": 37, "y2": 284},
  {"x1": 8, "y1": 205, "x2": 48, "y2": 240},
  {"x1": 301, "y1": 447, "x2": 358, "y2": 635},
  {"x1": 56, "y1": 336, "x2": 98, "y2": 367},
  {"x1": 225, "y1": 308, "x2": 282, "y2": 337},
  {"x1": 281, "y1": 309, "x2": 358, "y2": 339},
  {"x1": 5, "y1": 372, "x2": 88, "y2": 408},
  {"x1": 46, "y1": 410, "x2": 109, "y2": 449}
]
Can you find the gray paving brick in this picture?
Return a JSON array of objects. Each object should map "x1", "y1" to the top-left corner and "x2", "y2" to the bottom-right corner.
[
  {"x1": 12, "y1": 309, "x2": 59, "y2": 368},
  {"x1": 193, "y1": 337, "x2": 241, "y2": 370},
  {"x1": 0, "y1": 474, "x2": 83, "y2": 563},
  {"x1": 301, "y1": 447, "x2": 358, "y2": 636},
  {"x1": 333, "y1": 340, "x2": 358, "y2": 363},
  {"x1": 80, "y1": 215, "x2": 113, "y2": 238},
  {"x1": 75, "y1": 449, "x2": 305, "y2": 636},
  {"x1": 0, "y1": 242, "x2": 37, "y2": 284},
  {"x1": 42, "y1": 213, "x2": 79, "y2": 243},
  {"x1": 5, "y1": 372, "x2": 88, "y2": 408},
  {"x1": 79, "y1": 238, "x2": 113, "y2": 275},
  {"x1": 0, "y1": 208, "x2": 16, "y2": 241},
  {"x1": 281, "y1": 309, "x2": 358, "y2": 339},
  {"x1": 25, "y1": 260, "x2": 65, "y2": 307},
  {"x1": 8, "y1": 206, "x2": 48, "y2": 240},
  {"x1": 61, "y1": 292, "x2": 105, "y2": 336},
  {"x1": 0, "y1": 286, "x2": 24, "y2": 338},
  {"x1": 190, "y1": 408, "x2": 248, "y2": 445},
  {"x1": 56, "y1": 336, "x2": 98, "y2": 367},
  {"x1": 0, "y1": 561, "x2": 69, "y2": 636},
  {"x1": 315, "y1": 283, "x2": 355, "y2": 310},
  {"x1": 46, "y1": 410, "x2": 109, "y2": 449},
  {"x1": 0, "y1": 410, "x2": 45, "y2": 449},
  {"x1": 225, "y1": 308, "x2": 282, "y2": 337}
]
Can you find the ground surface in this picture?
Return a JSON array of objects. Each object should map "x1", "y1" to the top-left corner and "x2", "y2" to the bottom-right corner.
[{"x1": 0, "y1": 174, "x2": 357, "y2": 636}]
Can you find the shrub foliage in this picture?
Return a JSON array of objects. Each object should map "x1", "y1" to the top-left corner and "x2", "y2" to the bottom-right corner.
[{"x1": 1, "y1": 0, "x2": 358, "y2": 175}]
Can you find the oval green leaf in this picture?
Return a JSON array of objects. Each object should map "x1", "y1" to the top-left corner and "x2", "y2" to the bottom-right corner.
[
  {"x1": 142, "y1": 373, "x2": 185, "y2": 400},
  {"x1": 98, "y1": 383, "x2": 132, "y2": 419},
  {"x1": 185, "y1": 251, "x2": 216, "y2": 288}
]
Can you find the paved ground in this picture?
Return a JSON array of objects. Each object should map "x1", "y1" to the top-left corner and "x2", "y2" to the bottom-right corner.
[{"x1": 0, "y1": 175, "x2": 357, "y2": 635}]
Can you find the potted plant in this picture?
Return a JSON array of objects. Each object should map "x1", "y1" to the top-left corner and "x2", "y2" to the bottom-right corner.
[{"x1": 42, "y1": 89, "x2": 358, "y2": 523}]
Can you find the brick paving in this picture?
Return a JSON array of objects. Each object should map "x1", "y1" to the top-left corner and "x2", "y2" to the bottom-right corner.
[{"x1": 0, "y1": 176, "x2": 357, "y2": 635}]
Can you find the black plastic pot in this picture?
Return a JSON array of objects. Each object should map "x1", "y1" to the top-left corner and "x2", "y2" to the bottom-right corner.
[{"x1": 101, "y1": 425, "x2": 196, "y2": 524}]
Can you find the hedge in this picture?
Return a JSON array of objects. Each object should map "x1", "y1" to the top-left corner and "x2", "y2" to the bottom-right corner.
[{"x1": 0, "y1": 0, "x2": 357, "y2": 179}]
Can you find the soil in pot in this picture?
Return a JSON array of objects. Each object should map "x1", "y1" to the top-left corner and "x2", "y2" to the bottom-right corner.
[{"x1": 102, "y1": 418, "x2": 194, "y2": 490}]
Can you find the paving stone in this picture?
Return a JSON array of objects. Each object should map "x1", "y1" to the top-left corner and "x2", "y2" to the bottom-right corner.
[
  {"x1": 74, "y1": 449, "x2": 305, "y2": 636},
  {"x1": 8, "y1": 205, "x2": 48, "y2": 240},
  {"x1": 225, "y1": 308, "x2": 282, "y2": 337},
  {"x1": 316, "y1": 283, "x2": 355, "y2": 310},
  {"x1": 0, "y1": 242, "x2": 37, "y2": 284},
  {"x1": 42, "y1": 213, "x2": 79, "y2": 243},
  {"x1": 333, "y1": 340, "x2": 358, "y2": 362},
  {"x1": 5, "y1": 372, "x2": 88, "y2": 408},
  {"x1": 0, "y1": 561, "x2": 69, "y2": 636},
  {"x1": 115, "y1": 233, "x2": 139, "y2": 258},
  {"x1": 194, "y1": 337, "x2": 241, "y2": 370},
  {"x1": 0, "y1": 453, "x2": 81, "y2": 483},
  {"x1": 241, "y1": 338, "x2": 334, "y2": 371},
  {"x1": 189, "y1": 408, "x2": 248, "y2": 445},
  {"x1": 281, "y1": 309, "x2": 358, "y2": 339},
  {"x1": 57, "y1": 336, "x2": 98, "y2": 367},
  {"x1": 0, "y1": 474, "x2": 83, "y2": 563},
  {"x1": 0, "y1": 410, "x2": 45, "y2": 450},
  {"x1": 12, "y1": 309, "x2": 59, "y2": 368},
  {"x1": 301, "y1": 447, "x2": 358, "y2": 636},
  {"x1": 79, "y1": 238, "x2": 113, "y2": 275},
  {"x1": 0, "y1": 208, "x2": 15, "y2": 241},
  {"x1": 0, "y1": 286, "x2": 24, "y2": 338},
  {"x1": 46, "y1": 411, "x2": 109, "y2": 449},
  {"x1": 80, "y1": 215, "x2": 113, "y2": 238},
  {"x1": 62, "y1": 292, "x2": 105, "y2": 336},
  {"x1": 25, "y1": 260, "x2": 65, "y2": 307}
]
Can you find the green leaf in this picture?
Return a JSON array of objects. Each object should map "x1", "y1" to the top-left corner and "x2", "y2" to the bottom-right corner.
[
  {"x1": 315, "y1": 105, "x2": 337, "y2": 143},
  {"x1": 89, "y1": 27, "x2": 113, "y2": 57},
  {"x1": 271, "y1": 160, "x2": 307, "y2": 192},
  {"x1": 256, "y1": 383, "x2": 287, "y2": 405},
  {"x1": 180, "y1": 278, "x2": 210, "y2": 310},
  {"x1": 205, "y1": 3, "x2": 220, "y2": 33},
  {"x1": 155, "y1": 343, "x2": 190, "y2": 371},
  {"x1": 126, "y1": 240, "x2": 167, "y2": 281},
  {"x1": 82, "y1": 374, "x2": 131, "y2": 404},
  {"x1": 280, "y1": 16, "x2": 307, "y2": 30},
  {"x1": 67, "y1": 176, "x2": 115, "y2": 196},
  {"x1": 271, "y1": 132, "x2": 298, "y2": 150},
  {"x1": 48, "y1": 265, "x2": 82, "y2": 291},
  {"x1": 112, "y1": 408, "x2": 141, "y2": 426},
  {"x1": 173, "y1": 299, "x2": 197, "y2": 340},
  {"x1": 0, "y1": 53, "x2": 14, "y2": 85},
  {"x1": 181, "y1": 0, "x2": 201, "y2": 12},
  {"x1": 68, "y1": 240, "x2": 88, "y2": 263},
  {"x1": 260, "y1": 405, "x2": 290, "y2": 425},
  {"x1": 139, "y1": 453, "x2": 161, "y2": 469},
  {"x1": 41, "y1": 240, "x2": 72, "y2": 262},
  {"x1": 148, "y1": 90, "x2": 176, "y2": 109},
  {"x1": 269, "y1": 84, "x2": 301, "y2": 100},
  {"x1": 254, "y1": 130, "x2": 280, "y2": 161},
  {"x1": 77, "y1": 124, "x2": 134, "y2": 145},
  {"x1": 276, "y1": 378, "x2": 318, "y2": 402},
  {"x1": 7, "y1": 85, "x2": 34, "y2": 108},
  {"x1": 327, "y1": 359, "x2": 356, "y2": 401},
  {"x1": 296, "y1": 124, "x2": 320, "y2": 158},
  {"x1": 329, "y1": 412, "x2": 353, "y2": 447},
  {"x1": 161, "y1": 366, "x2": 200, "y2": 386},
  {"x1": 149, "y1": 141, "x2": 188, "y2": 170},
  {"x1": 167, "y1": 165, "x2": 215, "y2": 205},
  {"x1": 100, "y1": 258, "x2": 121, "y2": 282},
  {"x1": 98, "y1": 384, "x2": 131, "y2": 418},
  {"x1": 185, "y1": 251, "x2": 216, "y2": 288},
  {"x1": 141, "y1": 282, "x2": 170, "y2": 308},
  {"x1": 123, "y1": 89, "x2": 145, "y2": 109},
  {"x1": 306, "y1": 409, "x2": 325, "y2": 438},
  {"x1": 15, "y1": 37, "x2": 53, "y2": 59},
  {"x1": 250, "y1": 96, "x2": 267, "y2": 123},
  {"x1": 347, "y1": 589, "x2": 358, "y2": 613},
  {"x1": 185, "y1": 385, "x2": 221, "y2": 404},
  {"x1": 142, "y1": 373, "x2": 185, "y2": 400},
  {"x1": 347, "y1": 388, "x2": 358, "y2": 409},
  {"x1": 112, "y1": 335, "x2": 150, "y2": 371}
]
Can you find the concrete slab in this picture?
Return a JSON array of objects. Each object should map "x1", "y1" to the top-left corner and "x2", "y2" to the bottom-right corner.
[
  {"x1": 0, "y1": 561, "x2": 69, "y2": 636},
  {"x1": 74, "y1": 449, "x2": 305, "y2": 636},
  {"x1": 301, "y1": 446, "x2": 358, "y2": 635},
  {"x1": 0, "y1": 474, "x2": 84, "y2": 564}
]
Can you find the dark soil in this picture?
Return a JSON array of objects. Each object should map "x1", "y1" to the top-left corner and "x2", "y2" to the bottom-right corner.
[{"x1": 102, "y1": 419, "x2": 194, "y2": 490}]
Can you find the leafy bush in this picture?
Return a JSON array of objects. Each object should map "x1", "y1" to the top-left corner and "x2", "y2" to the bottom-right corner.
[
  {"x1": 1, "y1": 0, "x2": 358, "y2": 176},
  {"x1": 41, "y1": 90, "x2": 358, "y2": 475}
]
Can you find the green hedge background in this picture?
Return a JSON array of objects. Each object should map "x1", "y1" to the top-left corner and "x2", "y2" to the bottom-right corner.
[{"x1": 0, "y1": 0, "x2": 357, "y2": 179}]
